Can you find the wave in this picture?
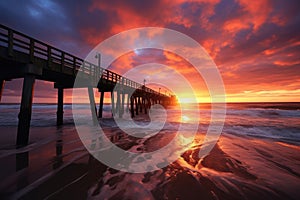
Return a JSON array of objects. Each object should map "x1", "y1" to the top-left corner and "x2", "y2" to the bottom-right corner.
[
  {"x1": 0, "y1": 103, "x2": 299, "y2": 144},
  {"x1": 241, "y1": 102, "x2": 300, "y2": 111},
  {"x1": 223, "y1": 124, "x2": 300, "y2": 144}
]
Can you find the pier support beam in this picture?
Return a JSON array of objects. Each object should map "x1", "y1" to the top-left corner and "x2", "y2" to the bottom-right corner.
[
  {"x1": 88, "y1": 86, "x2": 98, "y2": 125},
  {"x1": 130, "y1": 96, "x2": 134, "y2": 118},
  {"x1": 98, "y1": 91, "x2": 104, "y2": 118},
  {"x1": 116, "y1": 90, "x2": 121, "y2": 118},
  {"x1": 0, "y1": 80, "x2": 5, "y2": 102},
  {"x1": 144, "y1": 98, "x2": 148, "y2": 114},
  {"x1": 111, "y1": 91, "x2": 115, "y2": 116},
  {"x1": 135, "y1": 97, "x2": 139, "y2": 115},
  {"x1": 56, "y1": 87, "x2": 64, "y2": 126},
  {"x1": 138, "y1": 97, "x2": 142, "y2": 112},
  {"x1": 126, "y1": 94, "x2": 129, "y2": 113},
  {"x1": 17, "y1": 75, "x2": 35, "y2": 147},
  {"x1": 121, "y1": 91, "x2": 125, "y2": 117}
]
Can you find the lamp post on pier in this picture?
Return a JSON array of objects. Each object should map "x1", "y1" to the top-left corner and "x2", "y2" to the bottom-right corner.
[{"x1": 95, "y1": 53, "x2": 101, "y2": 67}]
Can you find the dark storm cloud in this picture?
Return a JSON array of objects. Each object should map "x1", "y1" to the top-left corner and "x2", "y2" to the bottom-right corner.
[{"x1": 0, "y1": 0, "x2": 299, "y2": 102}]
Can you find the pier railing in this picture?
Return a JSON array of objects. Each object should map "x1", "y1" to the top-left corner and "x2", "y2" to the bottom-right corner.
[{"x1": 0, "y1": 24, "x2": 165, "y2": 97}]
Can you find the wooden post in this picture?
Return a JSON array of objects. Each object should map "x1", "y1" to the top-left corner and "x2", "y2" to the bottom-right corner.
[
  {"x1": 88, "y1": 86, "x2": 98, "y2": 125},
  {"x1": 135, "y1": 97, "x2": 139, "y2": 115},
  {"x1": 111, "y1": 91, "x2": 115, "y2": 116},
  {"x1": 0, "y1": 80, "x2": 5, "y2": 102},
  {"x1": 144, "y1": 98, "x2": 148, "y2": 114},
  {"x1": 56, "y1": 87, "x2": 64, "y2": 126},
  {"x1": 126, "y1": 93, "x2": 130, "y2": 113},
  {"x1": 120, "y1": 78, "x2": 125, "y2": 117},
  {"x1": 98, "y1": 91, "x2": 104, "y2": 118},
  {"x1": 130, "y1": 96, "x2": 134, "y2": 118},
  {"x1": 17, "y1": 74, "x2": 35, "y2": 147},
  {"x1": 115, "y1": 92, "x2": 119, "y2": 112},
  {"x1": 116, "y1": 90, "x2": 121, "y2": 117},
  {"x1": 142, "y1": 98, "x2": 145, "y2": 114},
  {"x1": 139, "y1": 97, "x2": 142, "y2": 112},
  {"x1": 148, "y1": 98, "x2": 151, "y2": 111},
  {"x1": 121, "y1": 91, "x2": 125, "y2": 116}
]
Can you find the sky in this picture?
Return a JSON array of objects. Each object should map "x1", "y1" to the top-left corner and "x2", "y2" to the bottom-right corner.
[{"x1": 0, "y1": 0, "x2": 299, "y2": 103}]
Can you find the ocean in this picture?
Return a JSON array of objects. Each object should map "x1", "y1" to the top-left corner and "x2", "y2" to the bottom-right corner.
[
  {"x1": 0, "y1": 102, "x2": 299, "y2": 199},
  {"x1": 1, "y1": 102, "x2": 299, "y2": 144}
]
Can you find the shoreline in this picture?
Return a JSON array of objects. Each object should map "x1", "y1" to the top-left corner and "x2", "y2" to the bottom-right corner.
[
  {"x1": 1, "y1": 120, "x2": 299, "y2": 149},
  {"x1": 0, "y1": 124, "x2": 299, "y2": 199}
]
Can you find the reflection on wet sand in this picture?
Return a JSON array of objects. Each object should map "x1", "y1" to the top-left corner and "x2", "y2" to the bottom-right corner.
[
  {"x1": 16, "y1": 152, "x2": 29, "y2": 172},
  {"x1": 1, "y1": 119, "x2": 300, "y2": 199},
  {"x1": 85, "y1": 133, "x2": 300, "y2": 200},
  {"x1": 16, "y1": 152, "x2": 29, "y2": 191},
  {"x1": 53, "y1": 129, "x2": 63, "y2": 169},
  {"x1": 53, "y1": 139, "x2": 63, "y2": 170}
]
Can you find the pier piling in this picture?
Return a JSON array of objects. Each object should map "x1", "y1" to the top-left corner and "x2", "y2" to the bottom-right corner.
[
  {"x1": 0, "y1": 80, "x2": 5, "y2": 102},
  {"x1": 98, "y1": 91, "x2": 104, "y2": 118},
  {"x1": 56, "y1": 87, "x2": 64, "y2": 126},
  {"x1": 116, "y1": 90, "x2": 121, "y2": 117},
  {"x1": 130, "y1": 96, "x2": 134, "y2": 118},
  {"x1": 88, "y1": 86, "x2": 98, "y2": 125},
  {"x1": 135, "y1": 97, "x2": 138, "y2": 115},
  {"x1": 17, "y1": 74, "x2": 35, "y2": 147},
  {"x1": 111, "y1": 91, "x2": 115, "y2": 116},
  {"x1": 121, "y1": 91, "x2": 125, "y2": 117},
  {"x1": 144, "y1": 98, "x2": 148, "y2": 114}
]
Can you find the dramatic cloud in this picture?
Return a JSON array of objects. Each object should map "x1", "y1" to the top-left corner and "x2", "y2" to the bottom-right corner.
[{"x1": 0, "y1": 0, "x2": 299, "y2": 102}]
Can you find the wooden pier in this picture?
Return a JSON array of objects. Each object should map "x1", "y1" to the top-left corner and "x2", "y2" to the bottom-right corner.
[{"x1": 0, "y1": 24, "x2": 173, "y2": 147}]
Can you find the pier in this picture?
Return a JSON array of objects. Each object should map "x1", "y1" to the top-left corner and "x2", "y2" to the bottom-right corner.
[{"x1": 0, "y1": 24, "x2": 174, "y2": 147}]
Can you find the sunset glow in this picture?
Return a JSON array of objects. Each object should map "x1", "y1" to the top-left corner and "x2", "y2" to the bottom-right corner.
[
  {"x1": 0, "y1": 0, "x2": 299, "y2": 103},
  {"x1": 0, "y1": 1, "x2": 299, "y2": 199}
]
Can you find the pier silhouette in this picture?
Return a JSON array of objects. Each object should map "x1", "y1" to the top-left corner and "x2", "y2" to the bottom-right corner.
[{"x1": 0, "y1": 24, "x2": 175, "y2": 147}]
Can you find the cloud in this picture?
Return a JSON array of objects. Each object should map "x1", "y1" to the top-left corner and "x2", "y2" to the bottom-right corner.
[{"x1": 0, "y1": 0, "x2": 299, "y2": 102}]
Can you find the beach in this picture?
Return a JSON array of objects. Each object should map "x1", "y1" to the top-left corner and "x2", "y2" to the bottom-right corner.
[
  {"x1": 1, "y1": 0, "x2": 299, "y2": 199},
  {"x1": 0, "y1": 103, "x2": 300, "y2": 199}
]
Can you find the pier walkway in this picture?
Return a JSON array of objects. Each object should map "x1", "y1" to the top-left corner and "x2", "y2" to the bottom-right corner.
[{"x1": 0, "y1": 24, "x2": 174, "y2": 147}]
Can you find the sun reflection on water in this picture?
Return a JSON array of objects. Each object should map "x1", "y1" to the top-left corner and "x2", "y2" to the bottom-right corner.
[{"x1": 181, "y1": 115, "x2": 190, "y2": 122}]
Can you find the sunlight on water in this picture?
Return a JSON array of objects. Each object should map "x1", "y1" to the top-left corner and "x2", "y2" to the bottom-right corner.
[
  {"x1": 177, "y1": 134, "x2": 194, "y2": 146},
  {"x1": 181, "y1": 115, "x2": 190, "y2": 122},
  {"x1": 0, "y1": 103, "x2": 299, "y2": 198}
]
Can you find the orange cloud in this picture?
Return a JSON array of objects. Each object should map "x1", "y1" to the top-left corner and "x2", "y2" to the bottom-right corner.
[
  {"x1": 235, "y1": 0, "x2": 272, "y2": 31},
  {"x1": 2, "y1": 0, "x2": 299, "y2": 103},
  {"x1": 274, "y1": 60, "x2": 300, "y2": 67},
  {"x1": 223, "y1": 18, "x2": 250, "y2": 33}
]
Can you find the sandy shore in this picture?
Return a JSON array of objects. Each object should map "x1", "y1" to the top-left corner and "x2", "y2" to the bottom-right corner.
[
  {"x1": 85, "y1": 132, "x2": 300, "y2": 200},
  {"x1": 0, "y1": 125, "x2": 300, "y2": 199}
]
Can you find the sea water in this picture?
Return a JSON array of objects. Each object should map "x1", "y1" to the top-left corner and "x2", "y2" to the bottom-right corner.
[
  {"x1": 0, "y1": 102, "x2": 299, "y2": 144},
  {"x1": 0, "y1": 102, "x2": 300, "y2": 198}
]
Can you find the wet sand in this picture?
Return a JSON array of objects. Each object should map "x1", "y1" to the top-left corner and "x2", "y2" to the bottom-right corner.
[{"x1": 0, "y1": 125, "x2": 300, "y2": 199}]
